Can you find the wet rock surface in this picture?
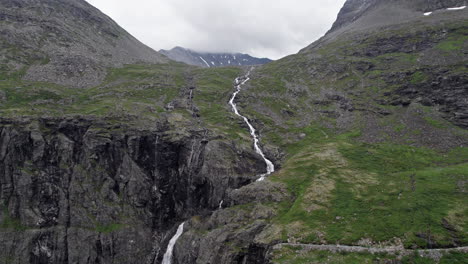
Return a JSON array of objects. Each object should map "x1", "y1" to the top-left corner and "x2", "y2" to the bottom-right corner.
[
  {"x1": 0, "y1": 117, "x2": 266, "y2": 264},
  {"x1": 171, "y1": 181, "x2": 290, "y2": 264}
]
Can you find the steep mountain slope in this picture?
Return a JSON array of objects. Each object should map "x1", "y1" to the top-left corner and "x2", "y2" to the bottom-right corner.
[
  {"x1": 0, "y1": 0, "x2": 167, "y2": 87},
  {"x1": 327, "y1": 0, "x2": 467, "y2": 34},
  {"x1": 159, "y1": 46, "x2": 272, "y2": 68},
  {"x1": 168, "y1": 1, "x2": 468, "y2": 263},
  {"x1": 0, "y1": 0, "x2": 467, "y2": 263}
]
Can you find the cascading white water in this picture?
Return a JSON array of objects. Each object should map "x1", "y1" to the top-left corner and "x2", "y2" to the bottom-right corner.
[
  {"x1": 161, "y1": 222, "x2": 185, "y2": 264},
  {"x1": 160, "y1": 69, "x2": 271, "y2": 263},
  {"x1": 229, "y1": 68, "x2": 275, "y2": 181}
]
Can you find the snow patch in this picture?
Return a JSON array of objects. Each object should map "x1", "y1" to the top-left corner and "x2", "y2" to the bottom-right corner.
[
  {"x1": 423, "y1": 6, "x2": 465, "y2": 16},
  {"x1": 447, "y1": 6, "x2": 466, "y2": 10}
]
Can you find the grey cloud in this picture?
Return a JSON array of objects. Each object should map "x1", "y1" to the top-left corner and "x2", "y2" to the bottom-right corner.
[{"x1": 86, "y1": 0, "x2": 346, "y2": 59}]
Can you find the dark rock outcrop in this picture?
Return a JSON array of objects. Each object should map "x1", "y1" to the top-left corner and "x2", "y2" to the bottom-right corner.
[
  {"x1": 171, "y1": 181, "x2": 291, "y2": 264},
  {"x1": 0, "y1": 117, "x2": 266, "y2": 263}
]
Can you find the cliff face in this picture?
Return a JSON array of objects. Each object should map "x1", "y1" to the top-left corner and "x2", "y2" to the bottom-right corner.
[{"x1": 0, "y1": 117, "x2": 265, "y2": 263}]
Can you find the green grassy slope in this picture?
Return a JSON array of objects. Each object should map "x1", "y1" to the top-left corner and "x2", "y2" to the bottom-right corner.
[
  {"x1": 0, "y1": 11, "x2": 467, "y2": 264},
  {"x1": 227, "y1": 18, "x2": 468, "y2": 263}
]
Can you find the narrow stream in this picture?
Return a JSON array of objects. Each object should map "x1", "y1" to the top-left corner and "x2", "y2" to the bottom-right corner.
[
  {"x1": 161, "y1": 222, "x2": 185, "y2": 264},
  {"x1": 160, "y1": 69, "x2": 273, "y2": 263},
  {"x1": 229, "y1": 68, "x2": 275, "y2": 181}
]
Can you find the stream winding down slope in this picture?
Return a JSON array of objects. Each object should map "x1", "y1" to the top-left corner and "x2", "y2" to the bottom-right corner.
[
  {"x1": 229, "y1": 68, "x2": 275, "y2": 181},
  {"x1": 160, "y1": 69, "x2": 276, "y2": 263},
  {"x1": 160, "y1": 68, "x2": 468, "y2": 263}
]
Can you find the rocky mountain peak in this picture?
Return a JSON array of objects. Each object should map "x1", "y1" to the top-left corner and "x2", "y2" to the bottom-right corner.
[
  {"x1": 0, "y1": 0, "x2": 167, "y2": 87},
  {"x1": 327, "y1": 0, "x2": 467, "y2": 34}
]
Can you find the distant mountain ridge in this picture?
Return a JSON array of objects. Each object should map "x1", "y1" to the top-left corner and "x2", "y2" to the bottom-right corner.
[{"x1": 159, "y1": 47, "x2": 273, "y2": 68}]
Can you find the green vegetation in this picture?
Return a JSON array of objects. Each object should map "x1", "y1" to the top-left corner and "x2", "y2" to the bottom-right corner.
[
  {"x1": 0, "y1": 207, "x2": 26, "y2": 231},
  {"x1": 273, "y1": 246, "x2": 385, "y2": 264},
  {"x1": 0, "y1": 13, "x2": 467, "y2": 264},
  {"x1": 272, "y1": 246, "x2": 467, "y2": 264},
  {"x1": 95, "y1": 223, "x2": 126, "y2": 233},
  {"x1": 192, "y1": 67, "x2": 248, "y2": 139},
  {"x1": 268, "y1": 126, "x2": 467, "y2": 249},
  {"x1": 226, "y1": 25, "x2": 468, "y2": 257},
  {"x1": 424, "y1": 117, "x2": 448, "y2": 129},
  {"x1": 436, "y1": 36, "x2": 468, "y2": 51},
  {"x1": 0, "y1": 63, "x2": 238, "y2": 130},
  {"x1": 410, "y1": 71, "x2": 428, "y2": 84}
]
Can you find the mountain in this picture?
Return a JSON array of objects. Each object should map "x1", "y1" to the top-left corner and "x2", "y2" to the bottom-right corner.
[
  {"x1": 328, "y1": 0, "x2": 467, "y2": 34},
  {"x1": 0, "y1": 0, "x2": 167, "y2": 87},
  {"x1": 306, "y1": 0, "x2": 468, "y2": 47},
  {"x1": 0, "y1": 0, "x2": 467, "y2": 263},
  {"x1": 159, "y1": 46, "x2": 272, "y2": 67},
  {"x1": 299, "y1": 0, "x2": 468, "y2": 128}
]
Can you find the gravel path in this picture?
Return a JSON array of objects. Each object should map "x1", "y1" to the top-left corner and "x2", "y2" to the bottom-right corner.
[{"x1": 273, "y1": 243, "x2": 468, "y2": 260}]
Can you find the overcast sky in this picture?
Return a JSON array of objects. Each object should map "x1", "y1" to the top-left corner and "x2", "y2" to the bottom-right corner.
[{"x1": 86, "y1": 0, "x2": 346, "y2": 60}]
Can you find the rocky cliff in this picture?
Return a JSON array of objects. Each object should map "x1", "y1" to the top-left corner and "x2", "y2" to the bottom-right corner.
[{"x1": 0, "y1": 116, "x2": 267, "y2": 263}]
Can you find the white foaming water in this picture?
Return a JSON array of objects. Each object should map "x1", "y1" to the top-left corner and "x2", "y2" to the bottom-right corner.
[
  {"x1": 199, "y1": 56, "x2": 210, "y2": 67},
  {"x1": 229, "y1": 69, "x2": 275, "y2": 182},
  {"x1": 162, "y1": 222, "x2": 185, "y2": 264}
]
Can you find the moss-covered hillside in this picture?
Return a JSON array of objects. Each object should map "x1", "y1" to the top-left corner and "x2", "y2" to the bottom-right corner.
[{"x1": 0, "y1": 1, "x2": 467, "y2": 264}]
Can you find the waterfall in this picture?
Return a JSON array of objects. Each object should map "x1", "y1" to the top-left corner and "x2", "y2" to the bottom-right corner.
[
  {"x1": 161, "y1": 222, "x2": 185, "y2": 264},
  {"x1": 228, "y1": 68, "x2": 275, "y2": 181}
]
